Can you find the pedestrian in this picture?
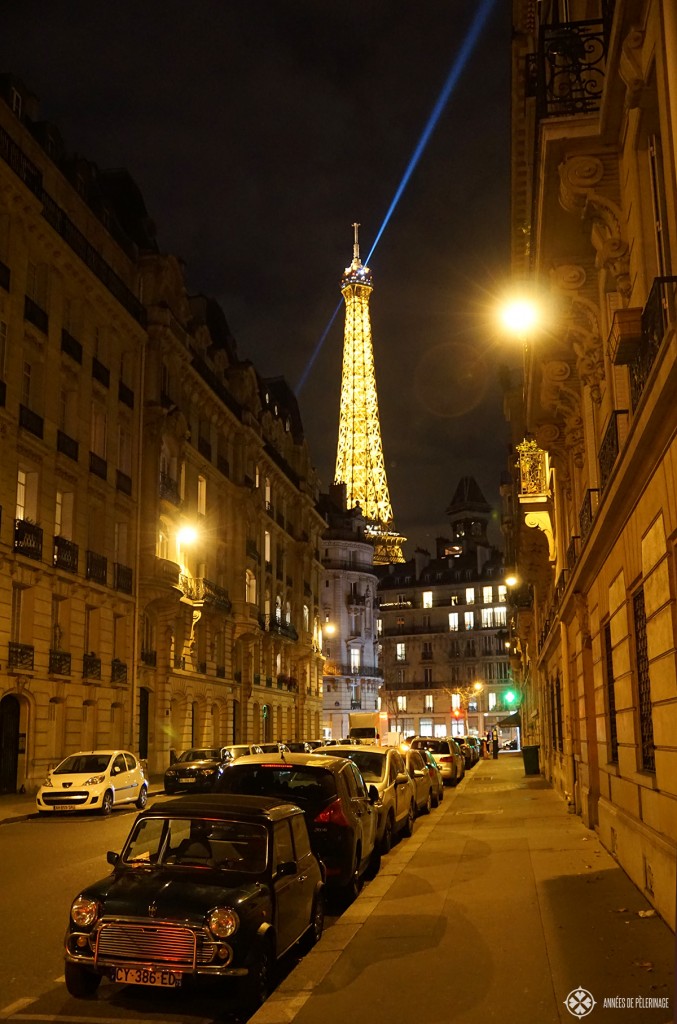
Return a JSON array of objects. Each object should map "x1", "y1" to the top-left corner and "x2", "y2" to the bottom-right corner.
[
  {"x1": 492, "y1": 727, "x2": 499, "y2": 759},
  {"x1": 480, "y1": 737, "x2": 488, "y2": 759}
]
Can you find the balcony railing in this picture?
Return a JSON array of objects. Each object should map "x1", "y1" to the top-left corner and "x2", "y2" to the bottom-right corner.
[
  {"x1": 60, "y1": 328, "x2": 82, "y2": 363},
  {"x1": 86, "y1": 550, "x2": 108, "y2": 585},
  {"x1": 111, "y1": 659, "x2": 128, "y2": 683},
  {"x1": 323, "y1": 663, "x2": 383, "y2": 678},
  {"x1": 258, "y1": 614, "x2": 299, "y2": 642},
  {"x1": 19, "y1": 404, "x2": 44, "y2": 439},
  {"x1": 8, "y1": 641, "x2": 34, "y2": 671},
  {"x1": 116, "y1": 469, "x2": 132, "y2": 495},
  {"x1": 53, "y1": 535, "x2": 79, "y2": 573},
  {"x1": 529, "y1": 19, "x2": 608, "y2": 120},
  {"x1": 566, "y1": 535, "x2": 580, "y2": 571},
  {"x1": 49, "y1": 649, "x2": 71, "y2": 675},
  {"x1": 598, "y1": 410, "x2": 629, "y2": 491},
  {"x1": 629, "y1": 277, "x2": 677, "y2": 411},
  {"x1": 579, "y1": 488, "x2": 599, "y2": 542},
  {"x1": 118, "y1": 380, "x2": 134, "y2": 408},
  {"x1": 57, "y1": 429, "x2": 79, "y2": 461},
  {"x1": 114, "y1": 562, "x2": 133, "y2": 594},
  {"x1": 179, "y1": 575, "x2": 232, "y2": 612},
  {"x1": 141, "y1": 649, "x2": 157, "y2": 667},
  {"x1": 24, "y1": 294, "x2": 48, "y2": 333},
  {"x1": 89, "y1": 451, "x2": 107, "y2": 480},
  {"x1": 14, "y1": 518, "x2": 43, "y2": 560},
  {"x1": 83, "y1": 653, "x2": 101, "y2": 680},
  {"x1": 92, "y1": 357, "x2": 110, "y2": 388}
]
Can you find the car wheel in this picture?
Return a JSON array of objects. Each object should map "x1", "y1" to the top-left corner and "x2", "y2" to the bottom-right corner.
[
  {"x1": 301, "y1": 890, "x2": 325, "y2": 952},
  {"x1": 100, "y1": 790, "x2": 114, "y2": 815},
  {"x1": 241, "y1": 938, "x2": 274, "y2": 1011},
  {"x1": 423, "y1": 790, "x2": 432, "y2": 815},
  {"x1": 164, "y1": 784, "x2": 176, "y2": 795},
  {"x1": 402, "y1": 801, "x2": 415, "y2": 838},
  {"x1": 135, "y1": 785, "x2": 148, "y2": 810},
  {"x1": 65, "y1": 961, "x2": 101, "y2": 998},
  {"x1": 340, "y1": 848, "x2": 363, "y2": 906},
  {"x1": 380, "y1": 812, "x2": 394, "y2": 854},
  {"x1": 438, "y1": 784, "x2": 444, "y2": 803},
  {"x1": 365, "y1": 842, "x2": 381, "y2": 880},
  {"x1": 431, "y1": 785, "x2": 440, "y2": 808}
]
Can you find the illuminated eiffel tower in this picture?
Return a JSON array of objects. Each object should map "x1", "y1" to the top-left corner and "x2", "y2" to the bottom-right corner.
[{"x1": 334, "y1": 223, "x2": 405, "y2": 564}]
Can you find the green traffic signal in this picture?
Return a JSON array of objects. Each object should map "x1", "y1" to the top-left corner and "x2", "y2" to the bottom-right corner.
[{"x1": 505, "y1": 690, "x2": 516, "y2": 705}]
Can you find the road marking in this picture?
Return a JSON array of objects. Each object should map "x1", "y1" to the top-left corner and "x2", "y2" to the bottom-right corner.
[{"x1": 0, "y1": 1001, "x2": 34, "y2": 1020}]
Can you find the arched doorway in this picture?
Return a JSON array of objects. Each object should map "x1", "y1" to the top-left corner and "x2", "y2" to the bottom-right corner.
[{"x1": 0, "y1": 695, "x2": 20, "y2": 793}]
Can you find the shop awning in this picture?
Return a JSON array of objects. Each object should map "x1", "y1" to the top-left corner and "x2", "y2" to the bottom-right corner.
[{"x1": 497, "y1": 711, "x2": 522, "y2": 728}]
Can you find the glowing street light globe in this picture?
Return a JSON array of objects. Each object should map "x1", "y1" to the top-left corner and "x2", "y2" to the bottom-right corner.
[
  {"x1": 499, "y1": 298, "x2": 540, "y2": 337},
  {"x1": 177, "y1": 525, "x2": 198, "y2": 546}
]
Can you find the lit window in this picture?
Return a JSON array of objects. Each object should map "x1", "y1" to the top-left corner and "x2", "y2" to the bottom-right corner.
[
  {"x1": 451, "y1": 693, "x2": 461, "y2": 710},
  {"x1": 483, "y1": 586, "x2": 492, "y2": 604},
  {"x1": 419, "y1": 717, "x2": 433, "y2": 736},
  {"x1": 197, "y1": 475, "x2": 206, "y2": 516},
  {"x1": 489, "y1": 692, "x2": 497, "y2": 710},
  {"x1": 481, "y1": 608, "x2": 493, "y2": 628},
  {"x1": 494, "y1": 606, "x2": 507, "y2": 626},
  {"x1": 448, "y1": 612, "x2": 459, "y2": 632},
  {"x1": 397, "y1": 695, "x2": 407, "y2": 712},
  {"x1": 422, "y1": 591, "x2": 432, "y2": 608},
  {"x1": 424, "y1": 693, "x2": 434, "y2": 711},
  {"x1": 464, "y1": 611, "x2": 474, "y2": 630},
  {"x1": 498, "y1": 585, "x2": 507, "y2": 603},
  {"x1": 350, "y1": 648, "x2": 360, "y2": 671},
  {"x1": 396, "y1": 642, "x2": 406, "y2": 662},
  {"x1": 465, "y1": 587, "x2": 475, "y2": 605}
]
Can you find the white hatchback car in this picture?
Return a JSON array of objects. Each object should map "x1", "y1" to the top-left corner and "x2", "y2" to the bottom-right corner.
[{"x1": 36, "y1": 750, "x2": 148, "y2": 815}]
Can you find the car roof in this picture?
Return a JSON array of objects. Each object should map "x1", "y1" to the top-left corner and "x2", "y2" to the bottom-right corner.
[
  {"x1": 144, "y1": 793, "x2": 305, "y2": 822},
  {"x1": 315, "y1": 743, "x2": 389, "y2": 755},
  {"x1": 59, "y1": 749, "x2": 129, "y2": 758},
  {"x1": 225, "y1": 752, "x2": 350, "y2": 770}
]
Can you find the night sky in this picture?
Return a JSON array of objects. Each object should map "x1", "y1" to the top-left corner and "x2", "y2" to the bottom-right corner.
[{"x1": 1, "y1": 1, "x2": 515, "y2": 556}]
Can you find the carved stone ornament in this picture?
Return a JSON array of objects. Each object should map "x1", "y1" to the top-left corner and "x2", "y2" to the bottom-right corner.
[
  {"x1": 558, "y1": 155, "x2": 631, "y2": 302},
  {"x1": 619, "y1": 27, "x2": 646, "y2": 109},
  {"x1": 540, "y1": 361, "x2": 585, "y2": 468}
]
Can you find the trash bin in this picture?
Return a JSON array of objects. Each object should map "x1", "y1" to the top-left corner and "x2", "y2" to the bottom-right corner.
[{"x1": 522, "y1": 744, "x2": 540, "y2": 775}]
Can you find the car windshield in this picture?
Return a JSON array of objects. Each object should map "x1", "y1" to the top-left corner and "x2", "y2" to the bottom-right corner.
[
  {"x1": 175, "y1": 749, "x2": 222, "y2": 762},
  {"x1": 331, "y1": 750, "x2": 385, "y2": 782},
  {"x1": 54, "y1": 753, "x2": 112, "y2": 774},
  {"x1": 122, "y1": 816, "x2": 268, "y2": 872},
  {"x1": 216, "y1": 764, "x2": 337, "y2": 811},
  {"x1": 413, "y1": 740, "x2": 446, "y2": 755}
]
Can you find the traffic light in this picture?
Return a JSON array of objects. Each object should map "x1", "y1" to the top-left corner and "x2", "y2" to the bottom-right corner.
[{"x1": 505, "y1": 690, "x2": 518, "y2": 706}]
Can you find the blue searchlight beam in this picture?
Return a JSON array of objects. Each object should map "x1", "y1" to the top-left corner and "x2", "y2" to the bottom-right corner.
[{"x1": 297, "y1": 0, "x2": 498, "y2": 395}]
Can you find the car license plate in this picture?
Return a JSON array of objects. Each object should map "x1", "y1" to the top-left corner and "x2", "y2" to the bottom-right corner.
[
  {"x1": 179, "y1": 777, "x2": 196, "y2": 783},
  {"x1": 113, "y1": 966, "x2": 181, "y2": 987},
  {"x1": 53, "y1": 804, "x2": 75, "y2": 810}
]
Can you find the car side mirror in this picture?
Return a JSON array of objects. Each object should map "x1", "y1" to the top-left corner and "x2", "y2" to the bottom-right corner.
[
  {"x1": 276, "y1": 860, "x2": 298, "y2": 878},
  {"x1": 107, "y1": 851, "x2": 120, "y2": 866},
  {"x1": 395, "y1": 772, "x2": 410, "y2": 786},
  {"x1": 368, "y1": 784, "x2": 379, "y2": 804}
]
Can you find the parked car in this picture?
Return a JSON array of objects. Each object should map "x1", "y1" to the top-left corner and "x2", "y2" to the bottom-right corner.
[
  {"x1": 257, "y1": 742, "x2": 291, "y2": 755},
  {"x1": 409, "y1": 737, "x2": 465, "y2": 786},
  {"x1": 314, "y1": 744, "x2": 416, "y2": 853},
  {"x1": 284, "y1": 741, "x2": 315, "y2": 753},
  {"x1": 403, "y1": 748, "x2": 434, "y2": 815},
  {"x1": 417, "y1": 748, "x2": 444, "y2": 807},
  {"x1": 458, "y1": 736, "x2": 480, "y2": 767},
  {"x1": 163, "y1": 747, "x2": 232, "y2": 794},
  {"x1": 36, "y1": 750, "x2": 148, "y2": 815},
  {"x1": 222, "y1": 744, "x2": 264, "y2": 761},
  {"x1": 454, "y1": 736, "x2": 474, "y2": 770},
  {"x1": 63, "y1": 794, "x2": 324, "y2": 1009},
  {"x1": 213, "y1": 752, "x2": 379, "y2": 902}
]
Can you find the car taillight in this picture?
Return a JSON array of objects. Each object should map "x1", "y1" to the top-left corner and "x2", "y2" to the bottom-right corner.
[
  {"x1": 437, "y1": 755, "x2": 452, "y2": 764},
  {"x1": 314, "y1": 798, "x2": 351, "y2": 828}
]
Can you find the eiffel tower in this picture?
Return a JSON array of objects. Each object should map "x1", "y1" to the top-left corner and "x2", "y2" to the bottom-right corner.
[{"x1": 334, "y1": 223, "x2": 405, "y2": 564}]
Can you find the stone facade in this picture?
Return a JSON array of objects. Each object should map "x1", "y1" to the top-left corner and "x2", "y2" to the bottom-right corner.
[
  {"x1": 0, "y1": 76, "x2": 324, "y2": 791},
  {"x1": 505, "y1": 0, "x2": 677, "y2": 928}
]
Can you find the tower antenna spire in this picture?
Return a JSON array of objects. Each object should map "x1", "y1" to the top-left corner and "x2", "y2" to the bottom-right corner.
[{"x1": 334, "y1": 225, "x2": 405, "y2": 564}]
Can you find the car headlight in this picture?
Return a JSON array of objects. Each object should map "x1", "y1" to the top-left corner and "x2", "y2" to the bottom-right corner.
[
  {"x1": 165, "y1": 769, "x2": 176, "y2": 777},
  {"x1": 83, "y1": 774, "x2": 107, "y2": 786},
  {"x1": 207, "y1": 907, "x2": 239, "y2": 938},
  {"x1": 198, "y1": 767, "x2": 215, "y2": 775},
  {"x1": 71, "y1": 896, "x2": 100, "y2": 927}
]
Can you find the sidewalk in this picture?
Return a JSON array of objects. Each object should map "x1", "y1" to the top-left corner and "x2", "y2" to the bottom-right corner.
[{"x1": 253, "y1": 754, "x2": 674, "y2": 1024}]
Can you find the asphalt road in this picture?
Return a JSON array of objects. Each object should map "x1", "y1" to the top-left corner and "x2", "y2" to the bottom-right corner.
[{"x1": 0, "y1": 805, "x2": 346, "y2": 1024}]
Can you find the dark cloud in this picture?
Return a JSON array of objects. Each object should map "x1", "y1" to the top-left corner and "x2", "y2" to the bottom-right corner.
[{"x1": 1, "y1": 0, "x2": 514, "y2": 553}]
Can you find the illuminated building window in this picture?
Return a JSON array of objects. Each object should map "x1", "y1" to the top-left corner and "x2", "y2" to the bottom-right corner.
[
  {"x1": 397, "y1": 695, "x2": 407, "y2": 712},
  {"x1": 498, "y1": 585, "x2": 507, "y2": 603},
  {"x1": 464, "y1": 611, "x2": 474, "y2": 630},
  {"x1": 451, "y1": 693, "x2": 461, "y2": 710},
  {"x1": 396, "y1": 642, "x2": 406, "y2": 662},
  {"x1": 494, "y1": 606, "x2": 507, "y2": 626},
  {"x1": 422, "y1": 591, "x2": 433, "y2": 608},
  {"x1": 465, "y1": 587, "x2": 475, "y2": 605},
  {"x1": 197, "y1": 475, "x2": 207, "y2": 516},
  {"x1": 424, "y1": 694, "x2": 434, "y2": 712},
  {"x1": 424, "y1": 669, "x2": 433, "y2": 684},
  {"x1": 350, "y1": 648, "x2": 360, "y2": 672},
  {"x1": 483, "y1": 586, "x2": 493, "y2": 604},
  {"x1": 449, "y1": 612, "x2": 459, "y2": 631},
  {"x1": 489, "y1": 692, "x2": 497, "y2": 710}
]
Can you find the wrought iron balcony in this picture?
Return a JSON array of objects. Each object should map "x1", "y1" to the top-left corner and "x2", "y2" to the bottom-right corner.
[
  {"x1": 8, "y1": 641, "x2": 34, "y2": 671},
  {"x1": 141, "y1": 649, "x2": 157, "y2": 667},
  {"x1": 83, "y1": 653, "x2": 101, "y2": 680},
  {"x1": 114, "y1": 562, "x2": 133, "y2": 594},
  {"x1": 53, "y1": 535, "x2": 79, "y2": 573},
  {"x1": 19, "y1": 404, "x2": 44, "y2": 438},
  {"x1": 566, "y1": 535, "x2": 580, "y2": 571},
  {"x1": 57, "y1": 429, "x2": 79, "y2": 461},
  {"x1": 14, "y1": 518, "x2": 43, "y2": 560},
  {"x1": 111, "y1": 659, "x2": 128, "y2": 683},
  {"x1": 60, "y1": 328, "x2": 82, "y2": 363},
  {"x1": 49, "y1": 649, "x2": 71, "y2": 675},
  {"x1": 92, "y1": 356, "x2": 110, "y2": 388},
  {"x1": 118, "y1": 380, "x2": 134, "y2": 408},
  {"x1": 629, "y1": 277, "x2": 677, "y2": 411},
  {"x1": 528, "y1": 18, "x2": 608, "y2": 120},
  {"x1": 159, "y1": 472, "x2": 181, "y2": 506},
  {"x1": 24, "y1": 294, "x2": 48, "y2": 333},
  {"x1": 598, "y1": 410, "x2": 629, "y2": 491},
  {"x1": 89, "y1": 451, "x2": 107, "y2": 480},
  {"x1": 179, "y1": 575, "x2": 232, "y2": 612},
  {"x1": 258, "y1": 614, "x2": 298, "y2": 642},
  {"x1": 579, "y1": 488, "x2": 600, "y2": 541},
  {"x1": 86, "y1": 550, "x2": 108, "y2": 585},
  {"x1": 116, "y1": 469, "x2": 132, "y2": 495}
]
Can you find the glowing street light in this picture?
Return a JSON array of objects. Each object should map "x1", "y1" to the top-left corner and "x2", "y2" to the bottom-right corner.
[{"x1": 499, "y1": 297, "x2": 540, "y2": 336}]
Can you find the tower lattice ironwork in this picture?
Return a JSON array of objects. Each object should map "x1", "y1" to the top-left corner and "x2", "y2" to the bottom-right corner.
[{"x1": 334, "y1": 224, "x2": 405, "y2": 564}]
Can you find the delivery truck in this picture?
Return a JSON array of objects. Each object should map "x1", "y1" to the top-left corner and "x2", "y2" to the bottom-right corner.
[{"x1": 348, "y1": 711, "x2": 389, "y2": 745}]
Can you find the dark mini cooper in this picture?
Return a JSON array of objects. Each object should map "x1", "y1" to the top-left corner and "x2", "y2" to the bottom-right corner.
[{"x1": 64, "y1": 795, "x2": 325, "y2": 1008}]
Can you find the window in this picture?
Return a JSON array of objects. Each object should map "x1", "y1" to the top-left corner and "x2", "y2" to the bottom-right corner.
[
  {"x1": 488, "y1": 692, "x2": 497, "y2": 710},
  {"x1": 448, "y1": 612, "x2": 459, "y2": 632},
  {"x1": 264, "y1": 530, "x2": 271, "y2": 562},
  {"x1": 90, "y1": 406, "x2": 106, "y2": 458},
  {"x1": 494, "y1": 606, "x2": 507, "y2": 626},
  {"x1": 422, "y1": 641, "x2": 432, "y2": 659},
  {"x1": 397, "y1": 593, "x2": 406, "y2": 605},
  {"x1": 424, "y1": 693, "x2": 434, "y2": 712},
  {"x1": 483, "y1": 586, "x2": 492, "y2": 604},
  {"x1": 465, "y1": 587, "x2": 475, "y2": 605},
  {"x1": 498, "y1": 585, "x2": 507, "y2": 603},
  {"x1": 118, "y1": 425, "x2": 132, "y2": 476},
  {"x1": 55, "y1": 490, "x2": 74, "y2": 538},
  {"x1": 245, "y1": 569, "x2": 256, "y2": 604},
  {"x1": 419, "y1": 717, "x2": 433, "y2": 736},
  {"x1": 197, "y1": 475, "x2": 207, "y2": 516},
  {"x1": 464, "y1": 611, "x2": 474, "y2": 631},
  {"x1": 396, "y1": 642, "x2": 406, "y2": 662},
  {"x1": 451, "y1": 693, "x2": 461, "y2": 710},
  {"x1": 22, "y1": 361, "x2": 31, "y2": 406},
  {"x1": 481, "y1": 608, "x2": 493, "y2": 629},
  {"x1": 350, "y1": 648, "x2": 360, "y2": 672},
  {"x1": 396, "y1": 695, "x2": 407, "y2": 712},
  {"x1": 603, "y1": 621, "x2": 618, "y2": 763},
  {"x1": 424, "y1": 668, "x2": 433, "y2": 684},
  {"x1": 633, "y1": 588, "x2": 655, "y2": 772},
  {"x1": 450, "y1": 593, "x2": 459, "y2": 605},
  {"x1": 422, "y1": 591, "x2": 432, "y2": 608}
]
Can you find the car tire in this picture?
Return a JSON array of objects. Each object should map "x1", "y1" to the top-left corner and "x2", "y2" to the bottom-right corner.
[
  {"x1": 135, "y1": 786, "x2": 148, "y2": 810},
  {"x1": 423, "y1": 790, "x2": 432, "y2": 815},
  {"x1": 299, "y1": 889, "x2": 325, "y2": 954},
  {"x1": 65, "y1": 961, "x2": 101, "y2": 998},
  {"x1": 241, "y1": 937, "x2": 274, "y2": 1011},
  {"x1": 402, "y1": 801, "x2": 415, "y2": 838},
  {"x1": 100, "y1": 790, "x2": 114, "y2": 815},
  {"x1": 380, "y1": 812, "x2": 394, "y2": 854},
  {"x1": 340, "y1": 847, "x2": 363, "y2": 906},
  {"x1": 438, "y1": 784, "x2": 444, "y2": 803},
  {"x1": 431, "y1": 787, "x2": 440, "y2": 808},
  {"x1": 164, "y1": 784, "x2": 176, "y2": 795},
  {"x1": 365, "y1": 842, "x2": 381, "y2": 880}
]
